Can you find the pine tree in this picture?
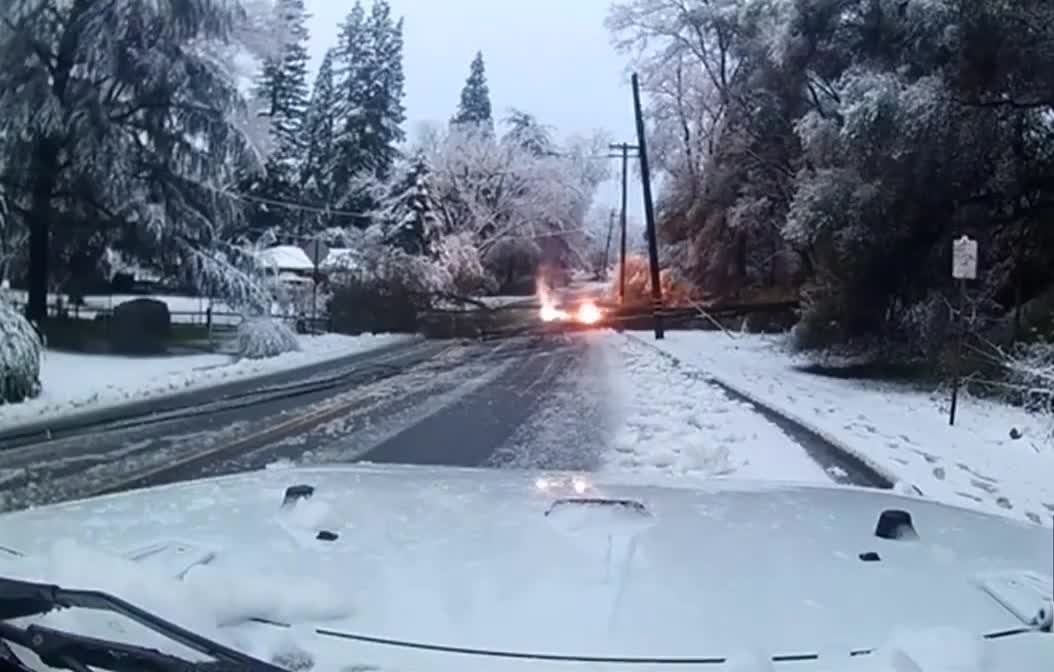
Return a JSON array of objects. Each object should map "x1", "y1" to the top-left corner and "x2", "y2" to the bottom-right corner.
[
  {"x1": 331, "y1": 0, "x2": 407, "y2": 226},
  {"x1": 253, "y1": 0, "x2": 311, "y2": 161},
  {"x1": 360, "y1": 0, "x2": 406, "y2": 180},
  {"x1": 503, "y1": 109, "x2": 554, "y2": 156},
  {"x1": 330, "y1": 1, "x2": 370, "y2": 200},
  {"x1": 302, "y1": 49, "x2": 339, "y2": 204},
  {"x1": 380, "y1": 153, "x2": 436, "y2": 255},
  {"x1": 243, "y1": 0, "x2": 311, "y2": 239},
  {"x1": 452, "y1": 51, "x2": 493, "y2": 134},
  {"x1": 0, "y1": 0, "x2": 270, "y2": 322}
]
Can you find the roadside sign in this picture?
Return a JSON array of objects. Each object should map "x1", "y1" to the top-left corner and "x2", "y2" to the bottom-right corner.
[
  {"x1": 302, "y1": 239, "x2": 329, "y2": 268},
  {"x1": 952, "y1": 236, "x2": 977, "y2": 280}
]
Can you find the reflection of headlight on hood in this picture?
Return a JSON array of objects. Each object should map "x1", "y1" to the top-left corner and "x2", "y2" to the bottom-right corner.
[{"x1": 534, "y1": 475, "x2": 592, "y2": 494}]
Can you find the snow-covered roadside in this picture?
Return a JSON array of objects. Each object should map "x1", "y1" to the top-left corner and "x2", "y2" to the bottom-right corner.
[
  {"x1": 629, "y1": 330, "x2": 1054, "y2": 526},
  {"x1": 597, "y1": 333, "x2": 834, "y2": 485},
  {"x1": 0, "y1": 333, "x2": 415, "y2": 430}
]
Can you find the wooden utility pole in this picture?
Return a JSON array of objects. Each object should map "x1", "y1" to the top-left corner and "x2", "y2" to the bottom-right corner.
[
  {"x1": 608, "y1": 142, "x2": 639, "y2": 305},
  {"x1": 601, "y1": 209, "x2": 616, "y2": 279},
  {"x1": 631, "y1": 73, "x2": 664, "y2": 340}
]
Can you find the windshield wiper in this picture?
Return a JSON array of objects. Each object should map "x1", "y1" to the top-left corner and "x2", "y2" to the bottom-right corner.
[{"x1": 0, "y1": 576, "x2": 285, "y2": 672}]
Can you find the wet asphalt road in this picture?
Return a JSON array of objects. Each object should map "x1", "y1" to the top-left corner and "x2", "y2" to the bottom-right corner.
[
  {"x1": 0, "y1": 333, "x2": 598, "y2": 511},
  {"x1": 0, "y1": 324, "x2": 895, "y2": 513}
]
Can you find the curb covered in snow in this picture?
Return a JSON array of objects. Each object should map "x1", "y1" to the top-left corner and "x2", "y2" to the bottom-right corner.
[{"x1": 623, "y1": 332, "x2": 913, "y2": 494}]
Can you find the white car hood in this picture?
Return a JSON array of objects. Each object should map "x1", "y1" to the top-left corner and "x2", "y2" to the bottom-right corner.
[{"x1": 0, "y1": 464, "x2": 1050, "y2": 672}]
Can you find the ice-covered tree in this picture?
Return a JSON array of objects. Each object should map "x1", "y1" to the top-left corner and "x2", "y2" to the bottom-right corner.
[
  {"x1": 422, "y1": 121, "x2": 609, "y2": 291},
  {"x1": 0, "y1": 298, "x2": 41, "y2": 404},
  {"x1": 502, "y1": 109, "x2": 554, "y2": 157},
  {"x1": 0, "y1": 189, "x2": 24, "y2": 286},
  {"x1": 452, "y1": 51, "x2": 493, "y2": 134},
  {"x1": 0, "y1": 0, "x2": 277, "y2": 322},
  {"x1": 608, "y1": 0, "x2": 1054, "y2": 358}
]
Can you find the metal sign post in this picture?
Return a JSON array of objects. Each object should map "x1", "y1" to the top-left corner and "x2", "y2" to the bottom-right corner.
[
  {"x1": 949, "y1": 235, "x2": 978, "y2": 426},
  {"x1": 302, "y1": 238, "x2": 329, "y2": 332}
]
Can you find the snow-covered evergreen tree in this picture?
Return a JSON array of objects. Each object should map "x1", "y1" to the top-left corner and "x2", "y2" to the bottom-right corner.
[
  {"x1": 253, "y1": 0, "x2": 311, "y2": 162},
  {"x1": 503, "y1": 109, "x2": 554, "y2": 156},
  {"x1": 360, "y1": 0, "x2": 406, "y2": 180},
  {"x1": 375, "y1": 153, "x2": 436, "y2": 255},
  {"x1": 330, "y1": 1, "x2": 370, "y2": 204},
  {"x1": 302, "y1": 49, "x2": 339, "y2": 198},
  {"x1": 0, "y1": 0, "x2": 274, "y2": 321},
  {"x1": 240, "y1": 0, "x2": 311, "y2": 239},
  {"x1": 452, "y1": 51, "x2": 493, "y2": 134},
  {"x1": 330, "y1": 0, "x2": 406, "y2": 225}
]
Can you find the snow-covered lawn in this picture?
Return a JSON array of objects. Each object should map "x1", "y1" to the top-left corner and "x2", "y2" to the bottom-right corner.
[
  {"x1": 628, "y1": 330, "x2": 1054, "y2": 526},
  {"x1": 599, "y1": 333, "x2": 834, "y2": 485},
  {"x1": 0, "y1": 333, "x2": 414, "y2": 430}
]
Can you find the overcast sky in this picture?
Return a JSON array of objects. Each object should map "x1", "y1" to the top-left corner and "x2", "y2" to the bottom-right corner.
[{"x1": 303, "y1": 0, "x2": 645, "y2": 224}]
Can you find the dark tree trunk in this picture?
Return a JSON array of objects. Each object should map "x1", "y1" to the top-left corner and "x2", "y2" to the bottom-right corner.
[{"x1": 25, "y1": 138, "x2": 58, "y2": 326}]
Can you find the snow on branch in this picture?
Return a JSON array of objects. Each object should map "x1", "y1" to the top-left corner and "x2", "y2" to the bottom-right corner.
[
  {"x1": 0, "y1": 297, "x2": 42, "y2": 404},
  {"x1": 178, "y1": 241, "x2": 272, "y2": 315},
  {"x1": 1001, "y1": 341, "x2": 1054, "y2": 415}
]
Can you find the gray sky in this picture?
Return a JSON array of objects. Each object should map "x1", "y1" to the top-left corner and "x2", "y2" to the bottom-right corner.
[
  {"x1": 304, "y1": 0, "x2": 645, "y2": 225},
  {"x1": 304, "y1": 0, "x2": 634, "y2": 141}
]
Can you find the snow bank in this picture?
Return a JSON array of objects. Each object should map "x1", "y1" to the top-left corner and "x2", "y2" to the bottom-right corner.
[
  {"x1": 0, "y1": 333, "x2": 413, "y2": 430},
  {"x1": 599, "y1": 333, "x2": 832, "y2": 485},
  {"x1": 633, "y1": 331, "x2": 1054, "y2": 525}
]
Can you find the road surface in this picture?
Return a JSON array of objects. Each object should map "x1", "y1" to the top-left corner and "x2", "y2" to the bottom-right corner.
[{"x1": 0, "y1": 327, "x2": 891, "y2": 512}]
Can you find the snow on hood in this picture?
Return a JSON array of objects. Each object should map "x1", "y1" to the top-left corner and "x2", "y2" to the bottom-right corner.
[{"x1": 0, "y1": 464, "x2": 1051, "y2": 672}]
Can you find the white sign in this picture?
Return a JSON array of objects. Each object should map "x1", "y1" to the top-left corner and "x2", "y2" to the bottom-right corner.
[
  {"x1": 302, "y1": 239, "x2": 329, "y2": 268},
  {"x1": 952, "y1": 235, "x2": 977, "y2": 280}
]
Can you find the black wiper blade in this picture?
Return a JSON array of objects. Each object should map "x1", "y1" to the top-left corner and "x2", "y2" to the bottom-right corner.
[
  {"x1": 0, "y1": 576, "x2": 284, "y2": 672},
  {"x1": 0, "y1": 621, "x2": 239, "y2": 672}
]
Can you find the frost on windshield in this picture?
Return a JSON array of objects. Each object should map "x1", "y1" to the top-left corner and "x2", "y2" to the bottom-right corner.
[
  {"x1": 0, "y1": 298, "x2": 41, "y2": 403},
  {"x1": 237, "y1": 317, "x2": 301, "y2": 359}
]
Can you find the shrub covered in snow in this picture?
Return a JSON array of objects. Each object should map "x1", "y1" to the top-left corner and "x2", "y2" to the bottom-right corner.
[
  {"x1": 1003, "y1": 341, "x2": 1054, "y2": 416},
  {"x1": 0, "y1": 300, "x2": 42, "y2": 404},
  {"x1": 237, "y1": 317, "x2": 300, "y2": 359}
]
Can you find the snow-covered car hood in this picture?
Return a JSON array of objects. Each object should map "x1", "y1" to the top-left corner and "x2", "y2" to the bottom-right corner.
[{"x1": 0, "y1": 464, "x2": 1050, "y2": 671}]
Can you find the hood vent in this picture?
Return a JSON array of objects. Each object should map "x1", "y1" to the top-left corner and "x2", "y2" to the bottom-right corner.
[
  {"x1": 282, "y1": 484, "x2": 315, "y2": 507},
  {"x1": 875, "y1": 509, "x2": 918, "y2": 540},
  {"x1": 544, "y1": 498, "x2": 651, "y2": 517}
]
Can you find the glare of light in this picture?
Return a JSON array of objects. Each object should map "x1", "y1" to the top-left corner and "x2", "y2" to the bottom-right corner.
[
  {"x1": 576, "y1": 301, "x2": 602, "y2": 325},
  {"x1": 572, "y1": 477, "x2": 589, "y2": 494},
  {"x1": 540, "y1": 304, "x2": 568, "y2": 322},
  {"x1": 535, "y1": 477, "x2": 550, "y2": 491}
]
